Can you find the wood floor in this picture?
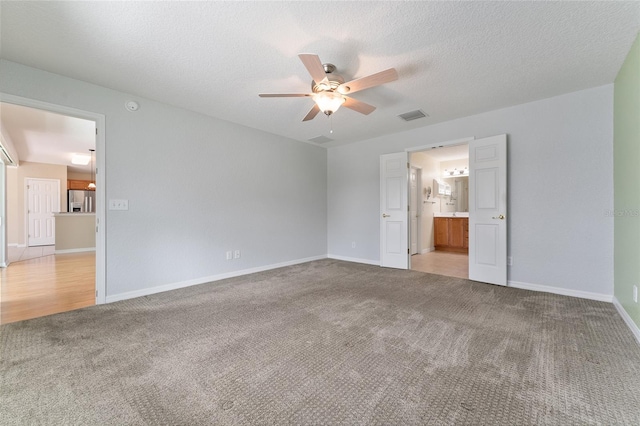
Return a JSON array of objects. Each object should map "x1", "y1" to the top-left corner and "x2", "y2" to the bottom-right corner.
[
  {"x1": 0, "y1": 252, "x2": 95, "y2": 325},
  {"x1": 410, "y1": 250, "x2": 469, "y2": 279}
]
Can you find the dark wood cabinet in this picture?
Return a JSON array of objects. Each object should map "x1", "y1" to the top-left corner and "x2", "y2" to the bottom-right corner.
[
  {"x1": 68, "y1": 180, "x2": 95, "y2": 191},
  {"x1": 434, "y1": 217, "x2": 468, "y2": 253}
]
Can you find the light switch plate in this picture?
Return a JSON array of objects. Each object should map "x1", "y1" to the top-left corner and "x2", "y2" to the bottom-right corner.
[{"x1": 109, "y1": 199, "x2": 129, "y2": 210}]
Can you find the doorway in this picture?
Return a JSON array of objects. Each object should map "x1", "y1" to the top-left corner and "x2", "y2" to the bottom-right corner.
[
  {"x1": 410, "y1": 144, "x2": 470, "y2": 279},
  {"x1": 380, "y1": 135, "x2": 508, "y2": 285},
  {"x1": 0, "y1": 94, "x2": 106, "y2": 323}
]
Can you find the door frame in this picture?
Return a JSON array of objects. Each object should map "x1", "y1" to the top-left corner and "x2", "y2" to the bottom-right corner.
[
  {"x1": 409, "y1": 166, "x2": 422, "y2": 256},
  {"x1": 0, "y1": 158, "x2": 5, "y2": 267},
  {"x1": 25, "y1": 177, "x2": 60, "y2": 247},
  {"x1": 384, "y1": 137, "x2": 474, "y2": 271},
  {"x1": 0, "y1": 93, "x2": 107, "y2": 304}
]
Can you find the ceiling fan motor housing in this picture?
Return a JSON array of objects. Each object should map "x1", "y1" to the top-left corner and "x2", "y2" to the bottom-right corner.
[{"x1": 312, "y1": 63, "x2": 345, "y2": 93}]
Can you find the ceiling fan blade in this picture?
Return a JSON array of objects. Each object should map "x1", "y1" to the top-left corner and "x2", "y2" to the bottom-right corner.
[
  {"x1": 302, "y1": 104, "x2": 321, "y2": 121},
  {"x1": 343, "y1": 96, "x2": 376, "y2": 115},
  {"x1": 338, "y1": 68, "x2": 398, "y2": 94},
  {"x1": 259, "y1": 93, "x2": 312, "y2": 97},
  {"x1": 298, "y1": 53, "x2": 328, "y2": 85}
]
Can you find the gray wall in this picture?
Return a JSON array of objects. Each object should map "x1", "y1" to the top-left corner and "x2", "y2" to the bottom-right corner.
[
  {"x1": 1, "y1": 60, "x2": 327, "y2": 298},
  {"x1": 328, "y1": 85, "x2": 614, "y2": 297}
]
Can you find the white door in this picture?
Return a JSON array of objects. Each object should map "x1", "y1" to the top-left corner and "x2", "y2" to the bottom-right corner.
[
  {"x1": 409, "y1": 167, "x2": 419, "y2": 255},
  {"x1": 27, "y1": 178, "x2": 59, "y2": 246},
  {"x1": 468, "y1": 134, "x2": 507, "y2": 285},
  {"x1": 380, "y1": 152, "x2": 409, "y2": 269}
]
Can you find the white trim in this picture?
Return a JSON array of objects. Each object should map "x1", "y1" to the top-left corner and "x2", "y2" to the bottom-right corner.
[
  {"x1": 421, "y1": 247, "x2": 435, "y2": 254},
  {"x1": 106, "y1": 255, "x2": 327, "y2": 303},
  {"x1": 54, "y1": 247, "x2": 96, "y2": 254},
  {"x1": 7, "y1": 243, "x2": 25, "y2": 248},
  {"x1": 1, "y1": 93, "x2": 107, "y2": 305},
  {"x1": 613, "y1": 296, "x2": 640, "y2": 345},
  {"x1": 327, "y1": 254, "x2": 380, "y2": 266},
  {"x1": 508, "y1": 280, "x2": 613, "y2": 302},
  {"x1": 406, "y1": 137, "x2": 475, "y2": 153}
]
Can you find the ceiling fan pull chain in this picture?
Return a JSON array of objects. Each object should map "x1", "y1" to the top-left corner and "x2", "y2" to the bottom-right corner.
[{"x1": 330, "y1": 114, "x2": 334, "y2": 134}]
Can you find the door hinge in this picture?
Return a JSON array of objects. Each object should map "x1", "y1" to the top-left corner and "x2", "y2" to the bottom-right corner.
[
  {"x1": 408, "y1": 248, "x2": 410, "y2": 254},
  {"x1": 96, "y1": 226, "x2": 98, "y2": 233},
  {"x1": 96, "y1": 290, "x2": 98, "y2": 297},
  {"x1": 407, "y1": 162, "x2": 410, "y2": 168},
  {"x1": 96, "y1": 128, "x2": 98, "y2": 135}
]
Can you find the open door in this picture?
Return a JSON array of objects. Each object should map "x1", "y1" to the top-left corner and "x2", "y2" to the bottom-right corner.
[
  {"x1": 380, "y1": 152, "x2": 409, "y2": 269},
  {"x1": 468, "y1": 134, "x2": 507, "y2": 285}
]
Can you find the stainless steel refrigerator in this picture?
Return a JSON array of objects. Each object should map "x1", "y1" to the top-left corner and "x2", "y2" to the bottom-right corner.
[{"x1": 68, "y1": 190, "x2": 96, "y2": 213}]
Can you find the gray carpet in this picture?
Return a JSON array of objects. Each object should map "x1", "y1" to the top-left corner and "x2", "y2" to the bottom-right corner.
[{"x1": 1, "y1": 259, "x2": 639, "y2": 425}]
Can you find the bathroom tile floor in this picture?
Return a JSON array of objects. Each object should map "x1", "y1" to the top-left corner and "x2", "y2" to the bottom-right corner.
[{"x1": 410, "y1": 250, "x2": 469, "y2": 279}]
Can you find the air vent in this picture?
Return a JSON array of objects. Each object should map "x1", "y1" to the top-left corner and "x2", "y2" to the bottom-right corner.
[
  {"x1": 398, "y1": 109, "x2": 428, "y2": 122},
  {"x1": 308, "y1": 135, "x2": 334, "y2": 144}
]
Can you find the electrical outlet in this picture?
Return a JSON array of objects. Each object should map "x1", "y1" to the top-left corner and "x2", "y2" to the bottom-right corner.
[
  {"x1": 108, "y1": 199, "x2": 129, "y2": 210},
  {"x1": 507, "y1": 256, "x2": 513, "y2": 266},
  {"x1": 351, "y1": 242, "x2": 356, "y2": 248},
  {"x1": 634, "y1": 285, "x2": 638, "y2": 303},
  {"x1": 234, "y1": 250, "x2": 241, "y2": 259},
  {"x1": 226, "y1": 251, "x2": 233, "y2": 260}
]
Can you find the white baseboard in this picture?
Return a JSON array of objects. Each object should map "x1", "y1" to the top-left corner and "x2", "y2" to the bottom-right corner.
[
  {"x1": 106, "y1": 254, "x2": 328, "y2": 303},
  {"x1": 55, "y1": 247, "x2": 96, "y2": 254},
  {"x1": 327, "y1": 254, "x2": 379, "y2": 266},
  {"x1": 421, "y1": 247, "x2": 435, "y2": 254},
  {"x1": 508, "y1": 280, "x2": 613, "y2": 302},
  {"x1": 613, "y1": 296, "x2": 640, "y2": 345}
]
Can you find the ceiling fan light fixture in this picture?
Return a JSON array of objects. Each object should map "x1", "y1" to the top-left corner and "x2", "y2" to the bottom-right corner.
[{"x1": 313, "y1": 91, "x2": 345, "y2": 115}]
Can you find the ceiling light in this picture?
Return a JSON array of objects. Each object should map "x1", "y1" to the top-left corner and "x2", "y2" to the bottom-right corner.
[
  {"x1": 71, "y1": 153, "x2": 91, "y2": 165},
  {"x1": 443, "y1": 167, "x2": 468, "y2": 178},
  {"x1": 312, "y1": 91, "x2": 345, "y2": 116}
]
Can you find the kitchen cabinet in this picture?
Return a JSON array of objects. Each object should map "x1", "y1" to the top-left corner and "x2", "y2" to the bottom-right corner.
[
  {"x1": 434, "y1": 217, "x2": 468, "y2": 253},
  {"x1": 68, "y1": 179, "x2": 94, "y2": 191}
]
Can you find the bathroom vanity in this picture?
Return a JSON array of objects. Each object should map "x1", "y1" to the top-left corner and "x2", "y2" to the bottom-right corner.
[{"x1": 434, "y1": 213, "x2": 469, "y2": 253}]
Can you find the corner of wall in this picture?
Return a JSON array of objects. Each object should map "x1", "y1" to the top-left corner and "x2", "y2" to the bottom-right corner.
[{"x1": 613, "y1": 32, "x2": 640, "y2": 333}]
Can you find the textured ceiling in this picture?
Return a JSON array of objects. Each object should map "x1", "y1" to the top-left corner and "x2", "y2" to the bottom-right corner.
[{"x1": 1, "y1": 1, "x2": 639, "y2": 148}]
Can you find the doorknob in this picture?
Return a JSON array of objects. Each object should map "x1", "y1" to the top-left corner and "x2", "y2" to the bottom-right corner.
[
  {"x1": 492, "y1": 214, "x2": 505, "y2": 220},
  {"x1": 382, "y1": 213, "x2": 391, "y2": 218}
]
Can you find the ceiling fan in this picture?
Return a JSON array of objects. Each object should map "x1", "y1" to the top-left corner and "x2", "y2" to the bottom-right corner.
[{"x1": 259, "y1": 54, "x2": 398, "y2": 121}]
